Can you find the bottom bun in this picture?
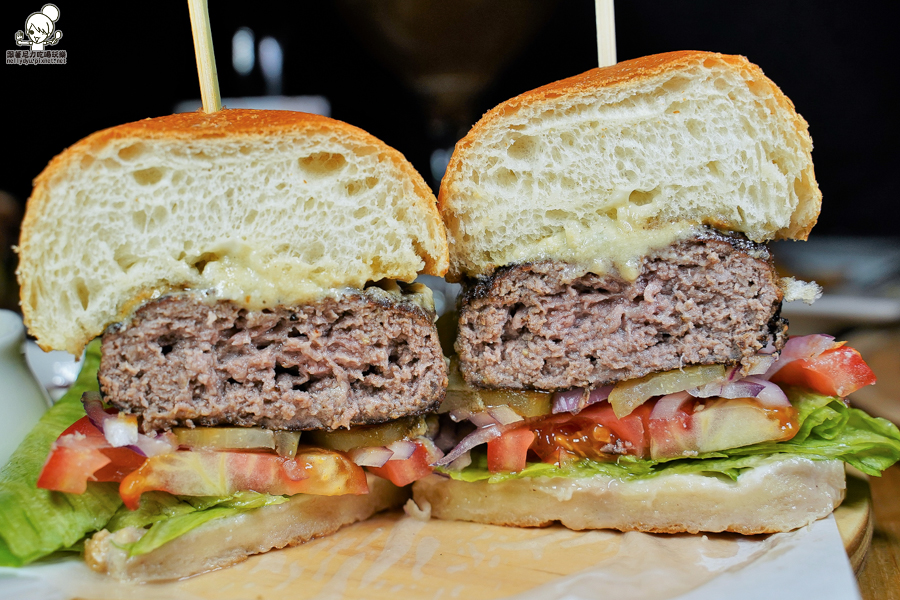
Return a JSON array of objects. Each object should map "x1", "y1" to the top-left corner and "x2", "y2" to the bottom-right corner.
[
  {"x1": 85, "y1": 473, "x2": 408, "y2": 581},
  {"x1": 412, "y1": 456, "x2": 845, "y2": 534}
]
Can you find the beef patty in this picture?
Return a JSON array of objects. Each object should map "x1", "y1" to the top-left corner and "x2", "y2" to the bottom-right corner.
[
  {"x1": 456, "y1": 232, "x2": 787, "y2": 390},
  {"x1": 100, "y1": 288, "x2": 447, "y2": 432}
]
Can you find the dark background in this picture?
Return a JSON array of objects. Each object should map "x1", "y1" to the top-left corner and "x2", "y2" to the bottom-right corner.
[{"x1": 1, "y1": 0, "x2": 897, "y2": 278}]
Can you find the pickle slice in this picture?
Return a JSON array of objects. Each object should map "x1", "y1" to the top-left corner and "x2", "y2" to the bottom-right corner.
[
  {"x1": 441, "y1": 389, "x2": 552, "y2": 418},
  {"x1": 173, "y1": 427, "x2": 277, "y2": 451},
  {"x1": 482, "y1": 389, "x2": 552, "y2": 418},
  {"x1": 274, "y1": 431, "x2": 301, "y2": 458},
  {"x1": 304, "y1": 416, "x2": 427, "y2": 452},
  {"x1": 609, "y1": 364, "x2": 726, "y2": 418},
  {"x1": 441, "y1": 357, "x2": 552, "y2": 418},
  {"x1": 436, "y1": 310, "x2": 459, "y2": 357}
]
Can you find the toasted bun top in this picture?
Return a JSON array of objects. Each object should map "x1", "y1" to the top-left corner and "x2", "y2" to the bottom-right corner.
[
  {"x1": 18, "y1": 109, "x2": 449, "y2": 354},
  {"x1": 439, "y1": 51, "x2": 821, "y2": 281}
]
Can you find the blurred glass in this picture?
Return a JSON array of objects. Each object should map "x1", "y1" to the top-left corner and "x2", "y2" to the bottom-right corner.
[
  {"x1": 335, "y1": 0, "x2": 557, "y2": 185},
  {"x1": 774, "y1": 237, "x2": 900, "y2": 335},
  {"x1": 232, "y1": 27, "x2": 256, "y2": 76},
  {"x1": 259, "y1": 36, "x2": 285, "y2": 95},
  {"x1": 0, "y1": 311, "x2": 51, "y2": 466},
  {"x1": 178, "y1": 27, "x2": 327, "y2": 117}
]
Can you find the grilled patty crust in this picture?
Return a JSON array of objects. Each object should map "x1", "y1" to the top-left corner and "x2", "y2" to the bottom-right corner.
[
  {"x1": 100, "y1": 288, "x2": 447, "y2": 433},
  {"x1": 455, "y1": 232, "x2": 787, "y2": 390}
]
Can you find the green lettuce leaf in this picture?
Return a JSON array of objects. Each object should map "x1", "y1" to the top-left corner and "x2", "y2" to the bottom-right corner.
[
  {"x1": 105, "y1": 491, "x2": 201, "y2": 532},
  {"x1": 721, "y1": 388, "x2": 900, "y2": 475},
  {"x1": 444, "y1": 387, "x2": 900, "y2": 484},
  {"x1": 110, "y1": 491, "x2": 289, "y2": 556},
  {"x1": 0, "y1": 340, "x2": 122, "y2": 567},
  {"x1": 0, "y1": 341, "x2": 298, "y2": 565}
]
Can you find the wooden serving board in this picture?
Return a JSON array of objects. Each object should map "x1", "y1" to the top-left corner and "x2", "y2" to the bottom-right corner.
[{"x1": 835, "y1": 469, "x2": 874, "y2": 574}]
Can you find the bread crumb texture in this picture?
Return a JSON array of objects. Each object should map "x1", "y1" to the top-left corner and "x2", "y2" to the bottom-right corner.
[
  {"x1": 779, "y1": 276, "x2": 823, "y2": 305},
  {"x1": 439, "y1": 51, "x2": 821, "y2": 280},
  {"x1": 17, "y1": 110, "x2": 448, "y2": 354}
]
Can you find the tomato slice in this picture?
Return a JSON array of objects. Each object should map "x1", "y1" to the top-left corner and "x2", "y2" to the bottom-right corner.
[
  {"x1": 367, "y1": 442, "x2": 433, "y2": 486},
  {"x1": 648, "y1": 397, "x2": 800, "y2": 459},
  {"x1": 770, "y1": 345, "x2": 877, "y2": 397},
  {"x1": 579, "y1": 403, "x2": 651, "y2": 458},
  {"x1": 37, "y1": 445, "x2": 112, "y2": 494},
  {"x1": 647, "y1": 402, "x2": 694, "y2": 460},
  {"x1": 93, "y1": 448, "x2": 148, "y2": 482},
  {"x1": 59, "y1": 415, "x2": 102, "y2": 438},
  {"x1": 526, "y1": 402, "x2": 652, "y2": 468},
  {"x1": 37, "y1": 416, "x2": 147, "y2": 494},
  {"x1": 119, "y1": 446, "x2": 367, "y2": 510},
  {"x1": 487, "y1": 428, "x2": 535, "y2": 473},
  {"x1": 529, "y1": 414, "x2": 601, "y2": 464}
]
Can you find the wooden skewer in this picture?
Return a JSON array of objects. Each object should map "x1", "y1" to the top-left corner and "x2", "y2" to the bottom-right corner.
[
  {"x1": 187, "y1": 0, "x2": 222, "y2": 113},
  {"x1": 595, "y1": 0, "x2": 617, "y2": 68}
]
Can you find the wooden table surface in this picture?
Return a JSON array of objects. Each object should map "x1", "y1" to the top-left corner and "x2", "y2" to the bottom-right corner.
[
  {"x1": 845, "y1": 326, "x2": 900, "y2": 598},
  {"x1": 859, "y1": 465, "x2": 900, "y2": 599}
]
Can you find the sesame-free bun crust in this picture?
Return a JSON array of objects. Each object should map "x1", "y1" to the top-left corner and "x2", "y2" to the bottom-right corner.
[
  {"x1": 439, "y1": 51, "x2": 821, "y2": 280},
  {"x1": 412, "y1": 456, "x2": 844, "y2": 534},
  {"x1": 18, "y1": 109, "x2": 448, "y2": 355},
  {"x1": 84, "y1": 473, "x2": 407, "y2": 582}
]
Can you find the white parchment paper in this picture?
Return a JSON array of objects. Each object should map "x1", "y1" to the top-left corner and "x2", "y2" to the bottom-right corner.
[{"x1": 0, "y1": 513, "x2": 860, "y2": 600}]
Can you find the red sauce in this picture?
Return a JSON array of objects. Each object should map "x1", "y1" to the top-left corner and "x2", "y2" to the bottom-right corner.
[
  {"x1": 521, "y1": 398, "x2": 799, "y2": 466},
  {"x1": 762, "y1": 405, "x2": 799, "y2": 440},
  {"x1": 529, "y1": 417, "x2": 622, "y2": 463}
]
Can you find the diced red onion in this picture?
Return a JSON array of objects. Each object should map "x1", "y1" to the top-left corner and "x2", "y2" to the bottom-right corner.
[
  {"x1": 468, "y1": 411, "x2": 499, "y2": 428},
  {"x1": 741, "y1": 376, "x2": 791, "y2": 408},
  {"x1": 82, "y1": 392, "x2": 139, "y2": 448},
  {"x1": 724, "y1": 366, "x2": 741, "y2": 382},
  {"x1": 82, "y1": 391, "x2": 111, "y2": 430},
  {"x1": 103, "y1": 415, "x2": 139, "y2": 447},
  {"x1": 745, "y1": 354, "x2": 777, "y2": 376},
  {"x1": 449, "y1": 408, "x2": 471, "y2": 423},
  {"x1": 387, "y1": 440, "x2": 417, "y2": 461},
  {"x1": 690, "y1": 380, "x2": 766, "y2": 399},
  {"x1": 720, "y1": 380, "x2": 768, "y2": 399},
  {"x1": 687, "y1": 374, "x2": 790, "y2": 408},
  {"x1": 761, "y1": 334, "x2": 836, "y2": 380},
  {"x1": 686, "y1": 352, "x2": 779, "y2": 399},
  {"x1": 552, "y1": 388, "x2": 584, "y2": 414},
  {"x1": 649, "y1": 391, "x2": 693, "y2": 421},
  {"x1": 82, "y1": 391, "x2": 176, "y2": 456},
  {"x1": 433, "y1": 425, "x2": 501, "y2": 467},
  {"x1": 127, "y1": 432, "x2": 178, "y2": 457},
  {"x1": 552, "y1": 386, "x2": 613, "y2": 415},
  {"x1": 487, "y1": 405, "x2": 524, "y2": 425},
  {"x1": 350, "y1": 446, "x2": 394, "y2": 467},
  {"x1": 447, "y1": 450, "x2": 472, "y2": 471},
  {"x1": 721, "y1": 354, "x2": 774, "y2": 382},
  {"x1": 588, "y1": 386, "x2": 613, "y2": 404}
]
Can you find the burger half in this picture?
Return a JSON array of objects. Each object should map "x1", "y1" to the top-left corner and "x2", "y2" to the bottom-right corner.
[
  {"x1": 3, "y1": 109, "x2": 449, "y2": 579},
  {"x1": 413, "y1": 51, "x2": 900, "y2": 533}
]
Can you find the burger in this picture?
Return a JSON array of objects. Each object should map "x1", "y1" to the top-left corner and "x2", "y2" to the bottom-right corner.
[
  {"x1": 413, "y1": 51, "x2": 900, "y2": 533},
  {"x1": 1, "y1": 109, "x2": 449, "y2": 580}
]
